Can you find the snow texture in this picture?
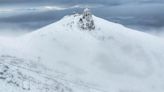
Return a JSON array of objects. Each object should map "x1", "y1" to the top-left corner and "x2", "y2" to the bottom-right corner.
[{"x1": 0, "y1": 9, "x2": 164, "y2": 92}]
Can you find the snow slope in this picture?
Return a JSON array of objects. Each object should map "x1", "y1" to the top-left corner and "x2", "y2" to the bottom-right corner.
[{"x1": 1, "y1": 10, "x2": 164, "y2": 92}]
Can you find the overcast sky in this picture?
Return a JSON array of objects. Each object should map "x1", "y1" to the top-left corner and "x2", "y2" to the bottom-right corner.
[
  {"x1": 0, "y1": 0, "x2": 164, "y2": 34},
  {"x1": 0, "y1": 0, "x2": 164, "y2": 5}
]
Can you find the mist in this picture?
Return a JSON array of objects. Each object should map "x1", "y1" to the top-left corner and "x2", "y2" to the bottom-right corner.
[
  {"x1": 144, "y1": 27, "x2": 164, "y2": 39},
  {"x1": 0, "y1": 23, "x2": 32, "y2": 37}
]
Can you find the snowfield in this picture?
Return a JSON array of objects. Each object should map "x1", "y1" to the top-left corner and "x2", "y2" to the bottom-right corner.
[{"x1": 1, "y1": 9, "x2": 164, "y2": 92}]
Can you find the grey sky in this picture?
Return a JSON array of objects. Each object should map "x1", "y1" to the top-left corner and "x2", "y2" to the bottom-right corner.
[
  {"x1": 0, "y1": 0, "x2": 164, "y2": 33},
  {"x1": 0, "y1": 0, "x2": 164, "y2": 5}
]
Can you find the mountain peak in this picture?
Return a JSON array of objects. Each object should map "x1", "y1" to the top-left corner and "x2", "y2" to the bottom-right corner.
[{"x1": 19, "y1": 8, "x2": 164, "y2": 92}]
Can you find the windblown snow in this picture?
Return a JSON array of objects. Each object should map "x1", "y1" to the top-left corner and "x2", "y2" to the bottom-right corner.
[{"x1": 0, "y1": 9, "x2": 164, "y2": 92}]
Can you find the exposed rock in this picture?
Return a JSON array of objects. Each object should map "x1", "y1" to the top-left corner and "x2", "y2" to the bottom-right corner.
[{"x1": 78, "y1": 8, "x2": 95, "y2": 31}]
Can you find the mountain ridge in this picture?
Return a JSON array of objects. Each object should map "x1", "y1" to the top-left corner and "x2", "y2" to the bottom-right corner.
[{"x1": 1, "y1": 9, "x2": 164, "y2": 92}]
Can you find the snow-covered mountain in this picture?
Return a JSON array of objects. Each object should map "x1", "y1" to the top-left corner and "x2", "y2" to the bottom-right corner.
[{"x1": 1, "y1": 9, "x2": 164, "y2": 92}]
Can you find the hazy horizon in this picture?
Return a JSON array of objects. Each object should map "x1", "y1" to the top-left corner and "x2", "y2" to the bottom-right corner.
[{"x1": 0, "y1": 0, "x2": 164, "y2": 36}]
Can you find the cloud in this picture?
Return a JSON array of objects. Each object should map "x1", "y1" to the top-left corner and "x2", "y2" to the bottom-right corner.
[
  {"x1": 0, "y1": 0, "x2": 164, "y2": 33},
  {"x1": 144, "y1": 27, "x2": 164, "y2": 38},
  {"x1": 0, "y1": 0, "x2": 164, "y2": 6},
  {"x1": 0, "y1": 6, "x2": 68, "y2": 14},
  {"x1": 0, "y1": 22, "x2": 32, "y2": 37}
]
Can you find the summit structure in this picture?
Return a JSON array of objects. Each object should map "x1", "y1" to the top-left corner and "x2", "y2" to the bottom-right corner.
[{"x1": 78, "y1": 8, "x2": 95, "y2": 31}]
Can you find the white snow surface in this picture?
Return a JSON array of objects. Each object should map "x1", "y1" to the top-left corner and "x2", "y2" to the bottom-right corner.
[{"x1": 1, "y1": 13, "x2": 164, "y2": 92}]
